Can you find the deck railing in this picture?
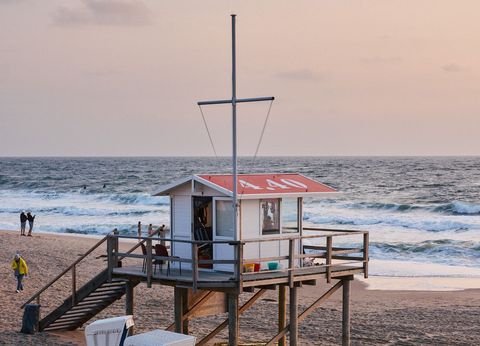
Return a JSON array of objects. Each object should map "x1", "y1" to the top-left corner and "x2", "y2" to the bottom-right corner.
[{"x1": 107, "y1": 227, "x2": 369, "y2": 292}]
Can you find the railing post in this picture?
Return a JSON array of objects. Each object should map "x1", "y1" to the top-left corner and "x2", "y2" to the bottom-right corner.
[
  {"x1": 36, "y1": 295, "x2": 41, "y2": 326},
  {"x1": 71, "y1": 264, "x2": 77, "y2": 305},
  {"x1": 192, "y1": 243, "x2": 198, "y2": 292},
  {"x1": 235, "y1": 242, "x2": 244, "y2": 292},
  {"x1": 363, "y1": 232, "x2": 369, "y2": 278},
  {"x1": 146, "y1": 238, "x2": 153, "y2": 288},
  {"x1": 107, "y1": 235, "x2": 113, "y2": 281},
  {"x1": 112, "y1": 229, "x2": 119, "y2": 267},
  {"x1": 288, "y1": 238, "x2": 295, "y2": 288},
  {"x1": 326, "y1": 236, "x2": 332, "y2": 283}
]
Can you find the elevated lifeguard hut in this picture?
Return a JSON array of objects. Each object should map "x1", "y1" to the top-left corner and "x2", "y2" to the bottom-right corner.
[
  {"x1": 21, "y1": 14, "x2": 369, "y2": 346},
  {"x1": 154, "y1": 173, "x2": 337, "y2": 273}
]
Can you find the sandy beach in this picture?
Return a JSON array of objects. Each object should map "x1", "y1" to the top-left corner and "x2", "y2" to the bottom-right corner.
[{"x1": 1, "y1": 230, "x2": 479, "y2": 346}]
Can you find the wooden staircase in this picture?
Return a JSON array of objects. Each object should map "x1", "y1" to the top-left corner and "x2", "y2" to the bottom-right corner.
[
  {"x1": 21, "y1": 227, "x2": 164, "y2": 332},
  {"x1": 40, "y1": 269, "x2": 137, "y2": 331}
]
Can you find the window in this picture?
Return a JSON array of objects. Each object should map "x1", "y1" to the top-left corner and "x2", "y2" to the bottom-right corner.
[
  {"x1": 215, "y1": 200, "x2": 234, "y2": 237},
  {"x1": 261, "y1": 199, "x2": 280, "y2": 235},
  {"x1": 282, "y1": 197, "x2": 299, "y2": 233}
]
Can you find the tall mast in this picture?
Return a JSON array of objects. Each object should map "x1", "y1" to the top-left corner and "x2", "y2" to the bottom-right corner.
[{"x1": 197, "y1": 15, "x2": 274, "y2": 240}]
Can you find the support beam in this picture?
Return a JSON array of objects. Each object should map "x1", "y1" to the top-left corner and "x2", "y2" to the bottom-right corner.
[
  {"x1": 278, "y1": 285, "x2": 286, "y2": 346},
  {"x1": 342, "y1": 277, "x2": 353, "y2": 346},
  {"x1": 174, "y1": 287, "x2": 185, "y2": 333},
  {"x1": 289, "y1": 286, "x2": 298, "y2": 346},
  {"x1": 266, "y1": 280, "x2": 343, "y2": 346},
  {"x1": 125, "y1": 281, "x2": 134, "y2": 335},
  {"x1": 228, "y1": 293, "x2": 239, "y2": 346},
  {"x1": 182, "y1": 288, "x2": 189, "y2": 334}
]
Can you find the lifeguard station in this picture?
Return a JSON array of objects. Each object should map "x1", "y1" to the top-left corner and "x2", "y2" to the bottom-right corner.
[
  {"x1": 155, "y1": 173, "x2": 338, "y2": 274},
  {"x1": 21, "y1": 14, "x2": 369, "y2": 346}
]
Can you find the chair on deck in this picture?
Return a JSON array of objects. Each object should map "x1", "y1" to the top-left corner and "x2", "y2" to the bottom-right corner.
[{"x1": 154, "y1": 244, "x2": 181, "y2": 276}]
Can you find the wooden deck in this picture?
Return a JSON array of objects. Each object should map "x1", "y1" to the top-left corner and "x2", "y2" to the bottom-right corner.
[{"x1": 112, "y1": 263, "x2": 364, "y2": 291}]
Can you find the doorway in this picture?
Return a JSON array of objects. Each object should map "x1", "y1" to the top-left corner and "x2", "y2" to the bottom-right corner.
[{"x1": 193, "y1": 196, "x2": 213, "y2": 269}]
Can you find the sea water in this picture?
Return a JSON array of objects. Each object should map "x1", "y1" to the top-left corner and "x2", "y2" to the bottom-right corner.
[{"x1": 1, "y1": 157, "x2": 479, "y2": 284}]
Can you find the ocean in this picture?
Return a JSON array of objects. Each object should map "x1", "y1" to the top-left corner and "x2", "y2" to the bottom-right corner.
[{"x1": 1, "y1": 156, "x2": 479, "y2": 282}]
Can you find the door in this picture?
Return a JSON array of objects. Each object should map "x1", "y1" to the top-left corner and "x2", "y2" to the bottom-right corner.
[{"x1": 213, "y1": 197, "x2": 235, "y2": 272}]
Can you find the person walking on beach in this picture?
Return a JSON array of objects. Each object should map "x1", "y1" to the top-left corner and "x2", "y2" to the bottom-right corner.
[
  {"x1": 20, "y1": 211, "x2": 27, "y2": 236},
  {"x1": 27, "y1": 212, "x2": 35, "y2": 236},
  {"x1": 148, "y1": 223, "x2": 153, "y2": 236},
  {"x1": 11, "y1": 253, "x2": 28, "y2": 293},
  {"x1": 137, "y1": 221, "x2": 142, "y2": 241}
]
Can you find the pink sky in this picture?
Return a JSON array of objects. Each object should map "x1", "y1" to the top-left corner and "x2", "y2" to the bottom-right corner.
[{"x1": 1, "y1": 1, "x2": 479, "y2": 156}]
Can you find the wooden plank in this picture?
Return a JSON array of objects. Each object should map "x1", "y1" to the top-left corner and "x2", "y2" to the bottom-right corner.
[{"x1": 125, "y1": 280, "x2": 134, "y2": 335}]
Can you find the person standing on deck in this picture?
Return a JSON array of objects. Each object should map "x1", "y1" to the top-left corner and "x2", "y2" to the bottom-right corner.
[
  {"x1": 137, "y1": 221, "x2": 142, "y2": 241},
  {"x1": 11, "y1": 253, "x2": 28, "y2": 293},
  {"x1": 27, "y1": 212, "x2": 35, "y2": 236},
  {"x1": 19, "y1": 211, "x2": 27, "y2": 236}
]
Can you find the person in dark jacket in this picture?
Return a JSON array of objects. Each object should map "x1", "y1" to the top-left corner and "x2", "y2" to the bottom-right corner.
[
  {"x1": 20, "y1": 211, "x2": 27, "y2": 236},
  {"x1": 27, "y1": 212, "x2": 35, "y2": 236}
]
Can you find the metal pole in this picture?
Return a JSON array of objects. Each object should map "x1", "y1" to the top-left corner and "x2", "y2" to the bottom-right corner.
[{"x1": 231, "y1": 14, "x2": 238, "y2": 241}]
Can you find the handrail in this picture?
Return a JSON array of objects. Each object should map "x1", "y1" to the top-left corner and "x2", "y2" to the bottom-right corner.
[
  {"x1": 21, "y1": 233, "x2": 110, "y2": 308},
  {"x1": 20, "y1": 226, "x2": 167, "y2": 309}
]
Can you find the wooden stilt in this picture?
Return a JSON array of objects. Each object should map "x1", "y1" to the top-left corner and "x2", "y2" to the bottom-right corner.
[
  {"x1": 278, "y1": 285, "x2": 286, "y2": 346},
  {"x1": 342, "y1": 276, "x2": 352, "y2": 346},
  {"x1": 125, "y1": 281, "x2": 134, "y2": 335},
  {"x1": 227, "y1": 293, "x2": 239, "y2": 346},
  {"x1": 289, "y1": 286, "x2": 298, "y2": 346},
  {"x1": 174, "y1": 287, "x2": 184, "y2": 333},
  {"x1": 182, "y1": 288, "x2": 189, "y2": 334}
]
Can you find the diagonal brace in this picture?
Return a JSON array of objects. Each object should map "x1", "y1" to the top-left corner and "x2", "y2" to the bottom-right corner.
[
  {"x1": 265, "y1": 281, "x2": 344, "y2": 346},
  {"x1": 196, "y1": 289, "x2": 267, "y2": 346}
]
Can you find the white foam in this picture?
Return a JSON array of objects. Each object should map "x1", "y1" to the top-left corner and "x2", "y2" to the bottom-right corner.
[{"x1": 358, "y1": 259, "x2": 480, "y2": 291}]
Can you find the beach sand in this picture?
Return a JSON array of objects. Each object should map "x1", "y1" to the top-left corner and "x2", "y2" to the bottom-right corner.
[{"x1": 1, "y1": 230, "x2": 479, "y2": 345}]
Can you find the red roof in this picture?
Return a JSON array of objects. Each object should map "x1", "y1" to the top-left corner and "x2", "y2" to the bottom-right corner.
[{"x1": 197, "y1": 173, "x2": 336, "y2": 195}]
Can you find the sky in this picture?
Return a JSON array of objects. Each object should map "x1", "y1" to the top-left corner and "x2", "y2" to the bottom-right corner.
[{"x1": 1, "y1": 0, "x2": 479, "y2": 156}]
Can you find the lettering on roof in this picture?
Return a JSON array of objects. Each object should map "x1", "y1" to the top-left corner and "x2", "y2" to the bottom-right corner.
[{"x1": 197, "y1": 174, "x2": 336, "y2": 195}]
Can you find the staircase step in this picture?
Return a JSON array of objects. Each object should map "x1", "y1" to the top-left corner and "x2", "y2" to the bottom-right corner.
[
  {"x1": 44, "y1": 321, "x2": 80, "y2": 329},
  {"x1": 81, "y1": 294, "x2": 121, "y2": 302},
  {"x1": 86, "y1": 290, "x2": 124, "y2": 297},
  {"x1": 93, "y1": 287, "x2": 125, "y2": 293},
  {"x1": 74, "y1": 298, "x2": 117, "y2": 307}
]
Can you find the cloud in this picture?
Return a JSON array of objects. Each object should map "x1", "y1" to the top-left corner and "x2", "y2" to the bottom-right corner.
[
  {"x1": 360, "y1": 56, "x2": 403, "y2": 64},
  {"x1": 53, "y1": 0, "x2": 151, "y2": 26},
  {"x1": 274, "y1": 69, "x2": 325, "y2": 81},
  {"x1": 442, "y1": 63, "x2": 462, "y2": 73}
]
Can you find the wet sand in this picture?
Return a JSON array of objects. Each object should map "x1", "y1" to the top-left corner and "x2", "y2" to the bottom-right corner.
[{"x1": 1, "y1": 230, "x2": 479, "y2": 345}]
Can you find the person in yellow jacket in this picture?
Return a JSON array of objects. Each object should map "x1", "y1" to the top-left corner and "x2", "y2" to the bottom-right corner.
[{"x1": 11, "y1": 253, "x2": 28, "y2": 293}]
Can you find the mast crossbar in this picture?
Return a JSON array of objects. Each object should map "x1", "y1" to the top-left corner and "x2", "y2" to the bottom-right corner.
[{"x1": 198, "y1": 96, "x2": 274, "y2": 106}]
